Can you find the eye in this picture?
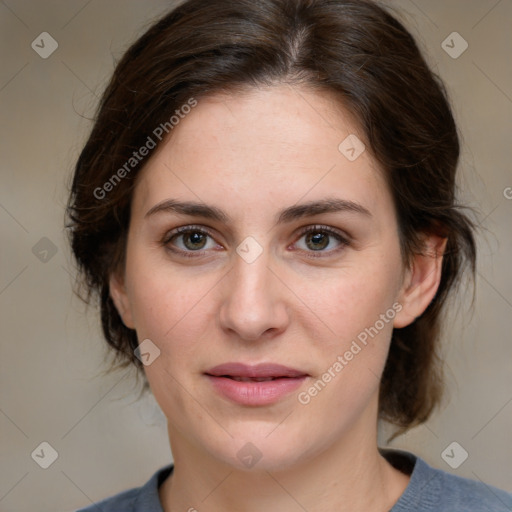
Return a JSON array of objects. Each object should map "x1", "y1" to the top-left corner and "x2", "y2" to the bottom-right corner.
[
  {"x1": 162, "y1": 225, "x2": 220, "y2": 256},
  {"x1": 161, "y1": 224, "x2": 351, "y2": 259},
  {"x1": 293, "y1": 225, "x2": 350, "y2": 256}
]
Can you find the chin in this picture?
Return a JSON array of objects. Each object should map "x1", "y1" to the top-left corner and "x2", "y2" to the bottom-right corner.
[{"x1": 202, "y1": 426, "x2": 313, "y2": 473}]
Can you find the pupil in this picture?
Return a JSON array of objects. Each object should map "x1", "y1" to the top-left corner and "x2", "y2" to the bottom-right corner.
[{"x1": 307, "y1": 232, "x2": 328, "y2": 250}]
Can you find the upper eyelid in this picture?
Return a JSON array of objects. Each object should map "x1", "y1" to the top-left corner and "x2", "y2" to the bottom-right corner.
[
  {"x1": 295, "y1": 224, "x2": 350, "y2": 239},
  {"x1": 164, "y1": 224, "x2": 350, "y2": 248},
  {"x1": 165, "y1": 223, "x2": 347, "y2": 237}
]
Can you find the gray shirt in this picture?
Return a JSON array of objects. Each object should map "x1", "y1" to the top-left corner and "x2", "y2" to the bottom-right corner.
[{"x1": 76, "y1": 449, "x2": 512, "y2": 511}]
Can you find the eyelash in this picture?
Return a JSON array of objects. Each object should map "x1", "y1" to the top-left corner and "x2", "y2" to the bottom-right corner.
[{"x1": 161, "y1": 224, "x2": 351, "y2": 259}]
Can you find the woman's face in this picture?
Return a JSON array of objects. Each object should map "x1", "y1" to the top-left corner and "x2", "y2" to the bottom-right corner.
[{"x1": 111, "y1": 84, "x2": 414, "y2": 471}]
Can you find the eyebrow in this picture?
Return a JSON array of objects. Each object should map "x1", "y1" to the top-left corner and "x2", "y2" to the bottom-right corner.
[{"x1": 144, "y1": 197, "x2": 372, "y2": 225}]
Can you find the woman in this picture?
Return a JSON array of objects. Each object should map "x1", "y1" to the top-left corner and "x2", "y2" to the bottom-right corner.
[{"x1": 68, "y1": 0, "x2": 512, "y2": 510}]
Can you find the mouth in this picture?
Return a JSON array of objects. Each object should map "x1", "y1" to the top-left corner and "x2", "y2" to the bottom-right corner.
[
  {"x1": 204, "y1": 362, "x2": 309, "y2": 380},
  {"x1": 204, "y1": 362, "x2": 309, "y2": 405}
]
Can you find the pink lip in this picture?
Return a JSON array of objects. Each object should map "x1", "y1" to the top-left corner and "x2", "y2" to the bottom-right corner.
[
  {"x1": 205, "y1": 362, "x2": 307, "y2": 379},
  {"x1": 205, "y1": 362, "x2": 309, "y2": 406}
]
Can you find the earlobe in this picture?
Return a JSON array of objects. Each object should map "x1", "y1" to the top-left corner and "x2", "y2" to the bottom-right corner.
[
  {"x1": 109, "y1": 271, "x2": 135, "y2": 329},
  {"x1": 393, "y1": 235, "x2": 448, "y2": 329}
]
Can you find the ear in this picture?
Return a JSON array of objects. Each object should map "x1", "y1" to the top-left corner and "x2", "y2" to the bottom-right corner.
[
  {"x1": 393, "y1": 235, "x2": 448, "y2": 329},
  {"x1": 109, "y1": 270, "x2": 135, "y2": 329}
]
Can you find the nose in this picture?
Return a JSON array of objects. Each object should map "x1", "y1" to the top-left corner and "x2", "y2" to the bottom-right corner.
[{"x1": 219, "y1": 245, "x2": 290, "y2": 342}]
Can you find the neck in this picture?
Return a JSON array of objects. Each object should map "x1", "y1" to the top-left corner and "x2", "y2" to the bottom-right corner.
[{"x1": 159, "y1": 399, "x2": 410, "y2": 512}]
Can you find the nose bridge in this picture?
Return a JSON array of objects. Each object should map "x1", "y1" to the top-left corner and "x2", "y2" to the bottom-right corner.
[
  {"x1": 219, "y1": 240, "x2": 288, "y2": 340},
  {"x1": 232, "y1": 245, "x2": 270, "y2": 298}
]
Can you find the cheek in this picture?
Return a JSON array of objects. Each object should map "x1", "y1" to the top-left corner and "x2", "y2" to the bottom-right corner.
[
  {"x1": 302, "y1": 262, "x2": 401, "y2": 348},
  {"x1": 125, "y1": 251, "x2": 220, "y2": 364},
  {"x1": 129, "y1": 276, "x2": 203, "y2": 339},
  {"x1": 128, "y1": 269, "x2": 212, "y2": 412},
  {"x1": 293, "y1": 253, "x2": 402, "y2": 415},
  {"x1": 295, "y1": 273, "x2": 399, "y2": 427}
]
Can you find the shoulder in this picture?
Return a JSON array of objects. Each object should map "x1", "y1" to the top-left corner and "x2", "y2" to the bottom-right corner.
[
  {"x1": 434, "y1": 465, "x2": 512, "y2": 511},
  {"x1": 75, "y1": 486, "x2": 141, "y2": 512},
  {"x1": 382, "y1": 448, "x2": 512, "y2": 512},
  {"x1": 75, "y1": 464, "x2": 173, "y2": 512}
]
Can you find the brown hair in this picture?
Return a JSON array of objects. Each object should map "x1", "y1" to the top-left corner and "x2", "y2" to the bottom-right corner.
[{"x1": 66, "y1": 0, "x2": 476, "y2": 438}]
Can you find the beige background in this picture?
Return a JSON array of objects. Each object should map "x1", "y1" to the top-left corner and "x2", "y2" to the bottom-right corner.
[{"x1": 0, "y1": 1, "x2": 511, "y2": 510}]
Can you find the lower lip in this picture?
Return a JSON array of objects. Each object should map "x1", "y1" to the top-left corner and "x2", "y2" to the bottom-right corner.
[{"x1": 205, "y1": 375, "x2": 307, "y2": 405}]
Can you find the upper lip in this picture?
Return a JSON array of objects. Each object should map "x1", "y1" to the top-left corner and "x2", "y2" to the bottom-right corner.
[{"x1": 205, "y1": 362, "x2": 308, "y2": 378}]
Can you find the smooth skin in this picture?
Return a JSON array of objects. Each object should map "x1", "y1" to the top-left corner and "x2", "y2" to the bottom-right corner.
[{"x1": 110, "y1": 84, "x2": 447, "y2": 512}]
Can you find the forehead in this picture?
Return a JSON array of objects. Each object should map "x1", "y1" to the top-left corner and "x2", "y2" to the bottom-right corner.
[{"x1": 132, "y1": 84, "x2": 390, "y2": 219}]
